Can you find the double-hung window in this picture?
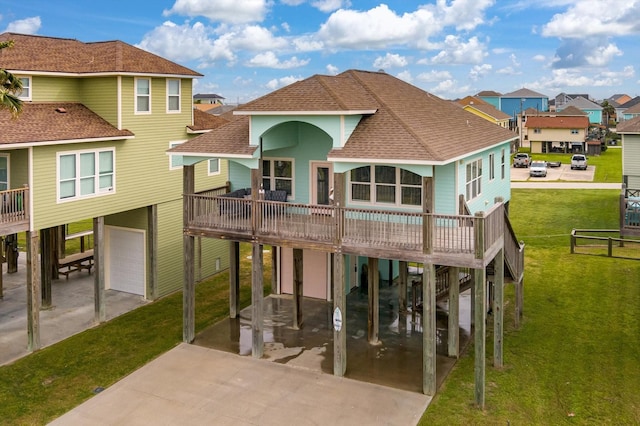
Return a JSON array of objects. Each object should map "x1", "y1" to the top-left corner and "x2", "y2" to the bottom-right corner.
[
  {"x1": 465, "y1": 159, "x2": 482, "y2": 201},
  {"x1": 18, "y1": 76, "x2": 31, "y2": 101},
  {"x1": 262, "y1": 159, "x2": 293, "y2": 197},
  {"x1": 58, "y1": 148, "x2": 115, "y2": 201},
  {"x1": 167, "y1": 79, "x2": 181, "y2": 113},
  {"x1": 208, "y1": 158, "x2": 220, "y2": 176},
  {"x1": 135, "y1": 78, "x2": 151, "y2": 113},
  {"x1": 350, "y1": 166, "x2": 421, "y2": 207}
]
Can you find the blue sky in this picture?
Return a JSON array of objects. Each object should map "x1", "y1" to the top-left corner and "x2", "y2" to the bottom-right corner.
[{"x1": 1, "y1": 0, "x2": 639, "y2": 104}]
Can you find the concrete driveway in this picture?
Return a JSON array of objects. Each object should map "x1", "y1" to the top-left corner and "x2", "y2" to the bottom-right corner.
[{"x1": 511, "y1": 163, "x2": 595, "y2": 182}]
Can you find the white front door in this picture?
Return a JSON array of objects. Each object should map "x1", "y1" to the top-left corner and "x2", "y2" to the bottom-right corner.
[{"x1": 105, "y1": 226, "x2": 146, "y2": 296}]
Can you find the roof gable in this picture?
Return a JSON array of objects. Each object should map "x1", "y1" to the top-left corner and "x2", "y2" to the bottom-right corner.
[
  {"x1": 560, "y1": 96, "x2": 602, "y2": 110},
  {"x1": 502, "y1": 88, "x2": 548, "y2": 98}
]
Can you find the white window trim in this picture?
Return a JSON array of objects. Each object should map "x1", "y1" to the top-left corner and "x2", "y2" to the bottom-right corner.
[
  {"x1": 57, "y1": 147, "x2": 116, "y2": 203},
  {"x1": 465, "y1": 158, "x2": 482, "y2": 201},
  {"x1": 135, "y1": 77, "x2": 151, "y2": 114},
  {"x1": 500, "y1": 148, "x2": 506, "y2": 180},
  {"x1": 17, "y1": 76, "x2": 32, "y2": 101},
  {"x1": 263, "y1": 157, "x2": 295, "y2": 200},
  {"x1": 166, "y1": 79, "x2": 181, "y2": 113},
  {"x1": 169, "y1": 141, "x2": 186, "y2": 170},
  {"x1": 348, "y1": 165, "x2": 422, "y2": 208},
  {"x1": 0, "y1": 153, "x2": 10, "y2": 190},
  {"x1": 208, "y1": 158, "x2": 221, "y2": 176},
  {"x1": 489, "y1": 153, "x2": 495, "y2": 181}
]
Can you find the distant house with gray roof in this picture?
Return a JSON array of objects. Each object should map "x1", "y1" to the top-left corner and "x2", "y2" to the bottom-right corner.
[{"x1": 557, "y1": 96, "x2": 603, "y2": 124}]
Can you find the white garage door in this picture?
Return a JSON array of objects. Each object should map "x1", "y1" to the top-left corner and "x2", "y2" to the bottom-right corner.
[{"x1": 106, "y1": 226, "x2": 145, "y2": 296}]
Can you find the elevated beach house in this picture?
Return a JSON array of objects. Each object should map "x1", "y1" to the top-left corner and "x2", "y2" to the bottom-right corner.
[
  {"x1": 170, "y1": 70, "x2": 525, "y2": 404},
  {"x1": 0, "y1": 33, "x2": 228, "y2": 353}
]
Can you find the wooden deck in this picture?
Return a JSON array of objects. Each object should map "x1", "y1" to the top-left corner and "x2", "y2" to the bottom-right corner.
[
  {"x1": 0, "y1": 187, "x2": 29, "y2": 236},
  {"x1": 185, "y1": 194, "x2": 512, "y2": 269}
]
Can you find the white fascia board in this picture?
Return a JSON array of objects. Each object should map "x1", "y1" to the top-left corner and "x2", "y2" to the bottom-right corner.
[
  {"x1": 167, "y1": 151, "x2": 255, "y2": 159},
  {"x1": 233, "y1": 110, "x2": 376, "y2": 116},
  {"x1": 9, "y1": 70, "x2": 202, "y2": 79},
  {"x1": 186, "y1": 128, "x2": 213, "y2": 134},
  {"x1": 1, "y1": 135, "x2": 135, "y2": 149}
]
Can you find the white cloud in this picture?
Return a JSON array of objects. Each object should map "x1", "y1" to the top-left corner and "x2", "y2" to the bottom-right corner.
[
  {"x1": 527, "y1": 66, "x2": 637, "y2": 93},
  {"x1": 415, "y1": 70, "x2": 453, "y2": 83},
  {"x1": 311, "y1": 0, "x2": 351, "y2": 13},
  {"x1": 373, "y1": 53, "x2": 408, "y2": 69},
  {"x1": 231, "y1": 25, "x2": 289, "y2": 51},
  {"x1": 496, "y1": 66, "x2": 521, "y2": 76},
  {"x1": 266, "y1": 75, "x2": 303, "y2": 90},
  {"x1": 137, "y1": 21, "x2": 233, "y2": 63},
  {"x1": 429, "y1": 79, "x2": 471, "y2": 97},
  {"x1": 292, "y1": 35, "x2": 324, "y2": 52},
  {"x1": 397, "y1": 70, "x2": 413, "y2": 83},
  {"x1": 430, "y1": 36, "x2": 487, "y2": 64},
  {"x1": 542, "y1": 1, "x2": 640, "y2": 38},
  {"x1": 246, "y1": 51, "x2": 310, "y2": 69},
  {"x1": 5, "y1": 16, "x2": 41, "y2": 34},
  {"x1": 326, "y1": 64, "x2": 339, "y2": 75},
  {"x1": 280, "y1": 0, "x2": 305, "y2": 5},
  {"x1": 584, "y1": 43, "x2": 622, "y2": 67},
  {"x1": 438, "y1": 0, "x2": 495, "y2": 31},
  {"x1": 317, "y1": 4, "x2": 440, "y2": 50},
  {"x1": 532, "y1": 54, "x2": 546, "y2": 62},
  {"x1": 469, "y1": 63, "x2": 492, "y2": 81},
  {"x1": 164, "y1": 0, "x2": 268, "y2": 24}
]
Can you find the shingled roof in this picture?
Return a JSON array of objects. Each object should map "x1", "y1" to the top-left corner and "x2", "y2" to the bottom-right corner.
[
  {"x1": 171, "y1": 70, "x2": 518, "y2": 163},
  {"x1": 0, "y1": 32, "x2": 202, "y2": 77},
  {"x1": 0, "y1": 102, "x2": 134, "y2": 145},
  {"x1": 525, "y1": 116, "x2": 589, "y2": 129},
  {"x1": 617, "y1": 116, "x2": 640, "y2": 133},
  {"x1": 188, "y1": 109, "x2": 230, "y2": 133}
]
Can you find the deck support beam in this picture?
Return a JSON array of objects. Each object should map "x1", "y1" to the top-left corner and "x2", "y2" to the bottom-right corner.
[
  {"x1": 183, "y1": 164, "x2": 195, "y2": 343},
  {"x1": 474, "y1": 267, "x2": 487, "y2": 408},
  {"x1": 494, "y1": 249, "x2": 504, "y2": 368},
  {"x1": 40, "y1": 227, "x2": 53, "y2": 309},
  {"x1": 399, "y1": 261, "x2": 408, "y2": 312},
  {"x1": 229, "y1": 241, "x2": 240, "y2": 318},
  {"x1": 332, "y1": 172, "x2": 346, "y2": 377},
  {"x1": 368, "y1": 257, "x2": 379, "y2": 344},
  {"x1": 422, "y1": 262, "x2": 437, "y2": 395},
  {"x1": 26, "y1": 230, "x2": 40, "y2": 352},
  {"x1": 251, "y1": 242, "x2": 264, "y2": 358},
  {"x1": 293, "y1": 248, "x2": 303, "y2": 329},
  {"x1": 93, "y1": 216, "x2": 105, "y2": 324},
  {"x1": 447, "y1": 266, "x2": 460, "y2": 358}
]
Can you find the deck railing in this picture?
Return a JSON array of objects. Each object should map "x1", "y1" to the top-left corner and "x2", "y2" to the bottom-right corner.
[
  {"x1": 185, "y1": 193, "x2": 511, "y2": 260},
  {"x1": 0, "y1": 187, "x2": 29, "y2": 227},
  {"x1": 620, "y1": 185, "x2": 640, "y2": 235}
]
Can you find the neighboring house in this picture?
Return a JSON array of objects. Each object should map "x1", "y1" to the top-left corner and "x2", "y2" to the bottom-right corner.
[
  {"x1": 616, "y1": 116, "x2": 640, "y2": 236},
  {"x1": 476, "y1": 90, "x2": 501, "y2": 110},
  {"x1": 554, "y1": 93, "x2": 591, "y2": 110},
  {"x1": 0, "y1": 33, "x2": 229, "y2": 352},
  {"x1": 617, "y1": 96, "x2": 640, "y2": 122},
  {"x1": 194, "y1": 93, "x2": 225, "y2": 104},
  {"x1": 621, "y1": 102, "x2": 640, "y2": 122},
  {"x1": 607, "y1": 94, "x2": 632, "y2": 107},
  {"x1": 170, "y1": 70, "x2": 525, "y2": 402},
  {"x1": 557, "y1": 96, "x2": 603, "y2": 125},
  {"x1": 456, "y1": 96, "x2": 511, "y2": 128},
  {"x1": 499, "y1": 88, "x2": 549, "y2": 117},
  {"x1": 524, "y1": 115, "x2": 590, "y2": 154}
]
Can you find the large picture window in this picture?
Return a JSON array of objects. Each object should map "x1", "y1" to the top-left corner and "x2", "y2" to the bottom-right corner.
[
  {"x1": 58, "y1": 148, "x2": 115, "y2": 201},
  {"x1": 350, "y1": 166, "x2": 421, "y2": 206},
  {"x1": 167, "y1": 79, "x2": 181, "y2": 112},
  {"x1": 135, "y1": 78, "x2": 151, "y2": 113},
  {"x1": 465, "y1": 159, "x2": 482, "y2": 201},
  {"x1": 263, "y1": 158, "x2": 293, "y2": 197}
]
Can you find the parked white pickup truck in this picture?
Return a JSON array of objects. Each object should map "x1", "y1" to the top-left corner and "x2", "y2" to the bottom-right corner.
[
  {"x1": 571, "y1": 154, "x2": 588, "y2": 170},
  {"x1": 513, "y1": 153, "x2": 531, "y2": 168}
]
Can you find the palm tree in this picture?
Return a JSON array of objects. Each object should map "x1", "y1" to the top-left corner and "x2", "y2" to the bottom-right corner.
[
  {"x1": 0, "y1": 40, "x2": 23, "y2": 118},
  {"x1": 601, "y1": 100, "x2": 615, "y2": 130}
]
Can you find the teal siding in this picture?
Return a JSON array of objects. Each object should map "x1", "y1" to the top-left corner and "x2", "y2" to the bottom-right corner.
[{"x1": 434, "y1": 162, "x2": 457, "y2": 215}]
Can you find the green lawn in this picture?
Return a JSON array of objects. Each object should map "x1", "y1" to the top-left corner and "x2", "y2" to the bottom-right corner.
[
  {"x1": 419, "y1": 189, "x2": 640, "y2": 425},
  {"x1": 2, "y1": 190, "x2": 639, "y2": 425}
]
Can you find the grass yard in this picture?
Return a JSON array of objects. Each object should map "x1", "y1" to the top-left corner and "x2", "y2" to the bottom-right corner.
[
  {"x1": 2, "y1": 190, "x2": 639, "y2": 424},
  {"x1": 419, "y1": 189, "x2": 640, "y2": 425}
]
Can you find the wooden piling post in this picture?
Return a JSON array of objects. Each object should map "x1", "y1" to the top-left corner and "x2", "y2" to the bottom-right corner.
[
  {"x1": 251, "y1": 243, "x2": 264, "y2": 358},
  {"x1": 26, "y1": 230, "x2": 40, "y2": 352},
  {"x1": 448, "y1": 266, "x2": 460, "y2": 358},
  {"x1": 93, "y1": 216, "x2": 105, "y2": 324},
  {"x1": 229, "y1": 241, "x2": 240, "y2": 318},
  {"x1": 494, "y1": 249, "x2": 504, "y2": 368},
  {"x1": 423, "y1": 262, "x2": 437, "y2": 395},
  {"x1": 293, "y1": 248, "x2": 303, "y2": 329},
  {"x1": 368, "y1": 257, "x2": 379, "y2": 344},
  {"x1": 474, "y1": 267, "x2": 486, "y2": 408}
]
